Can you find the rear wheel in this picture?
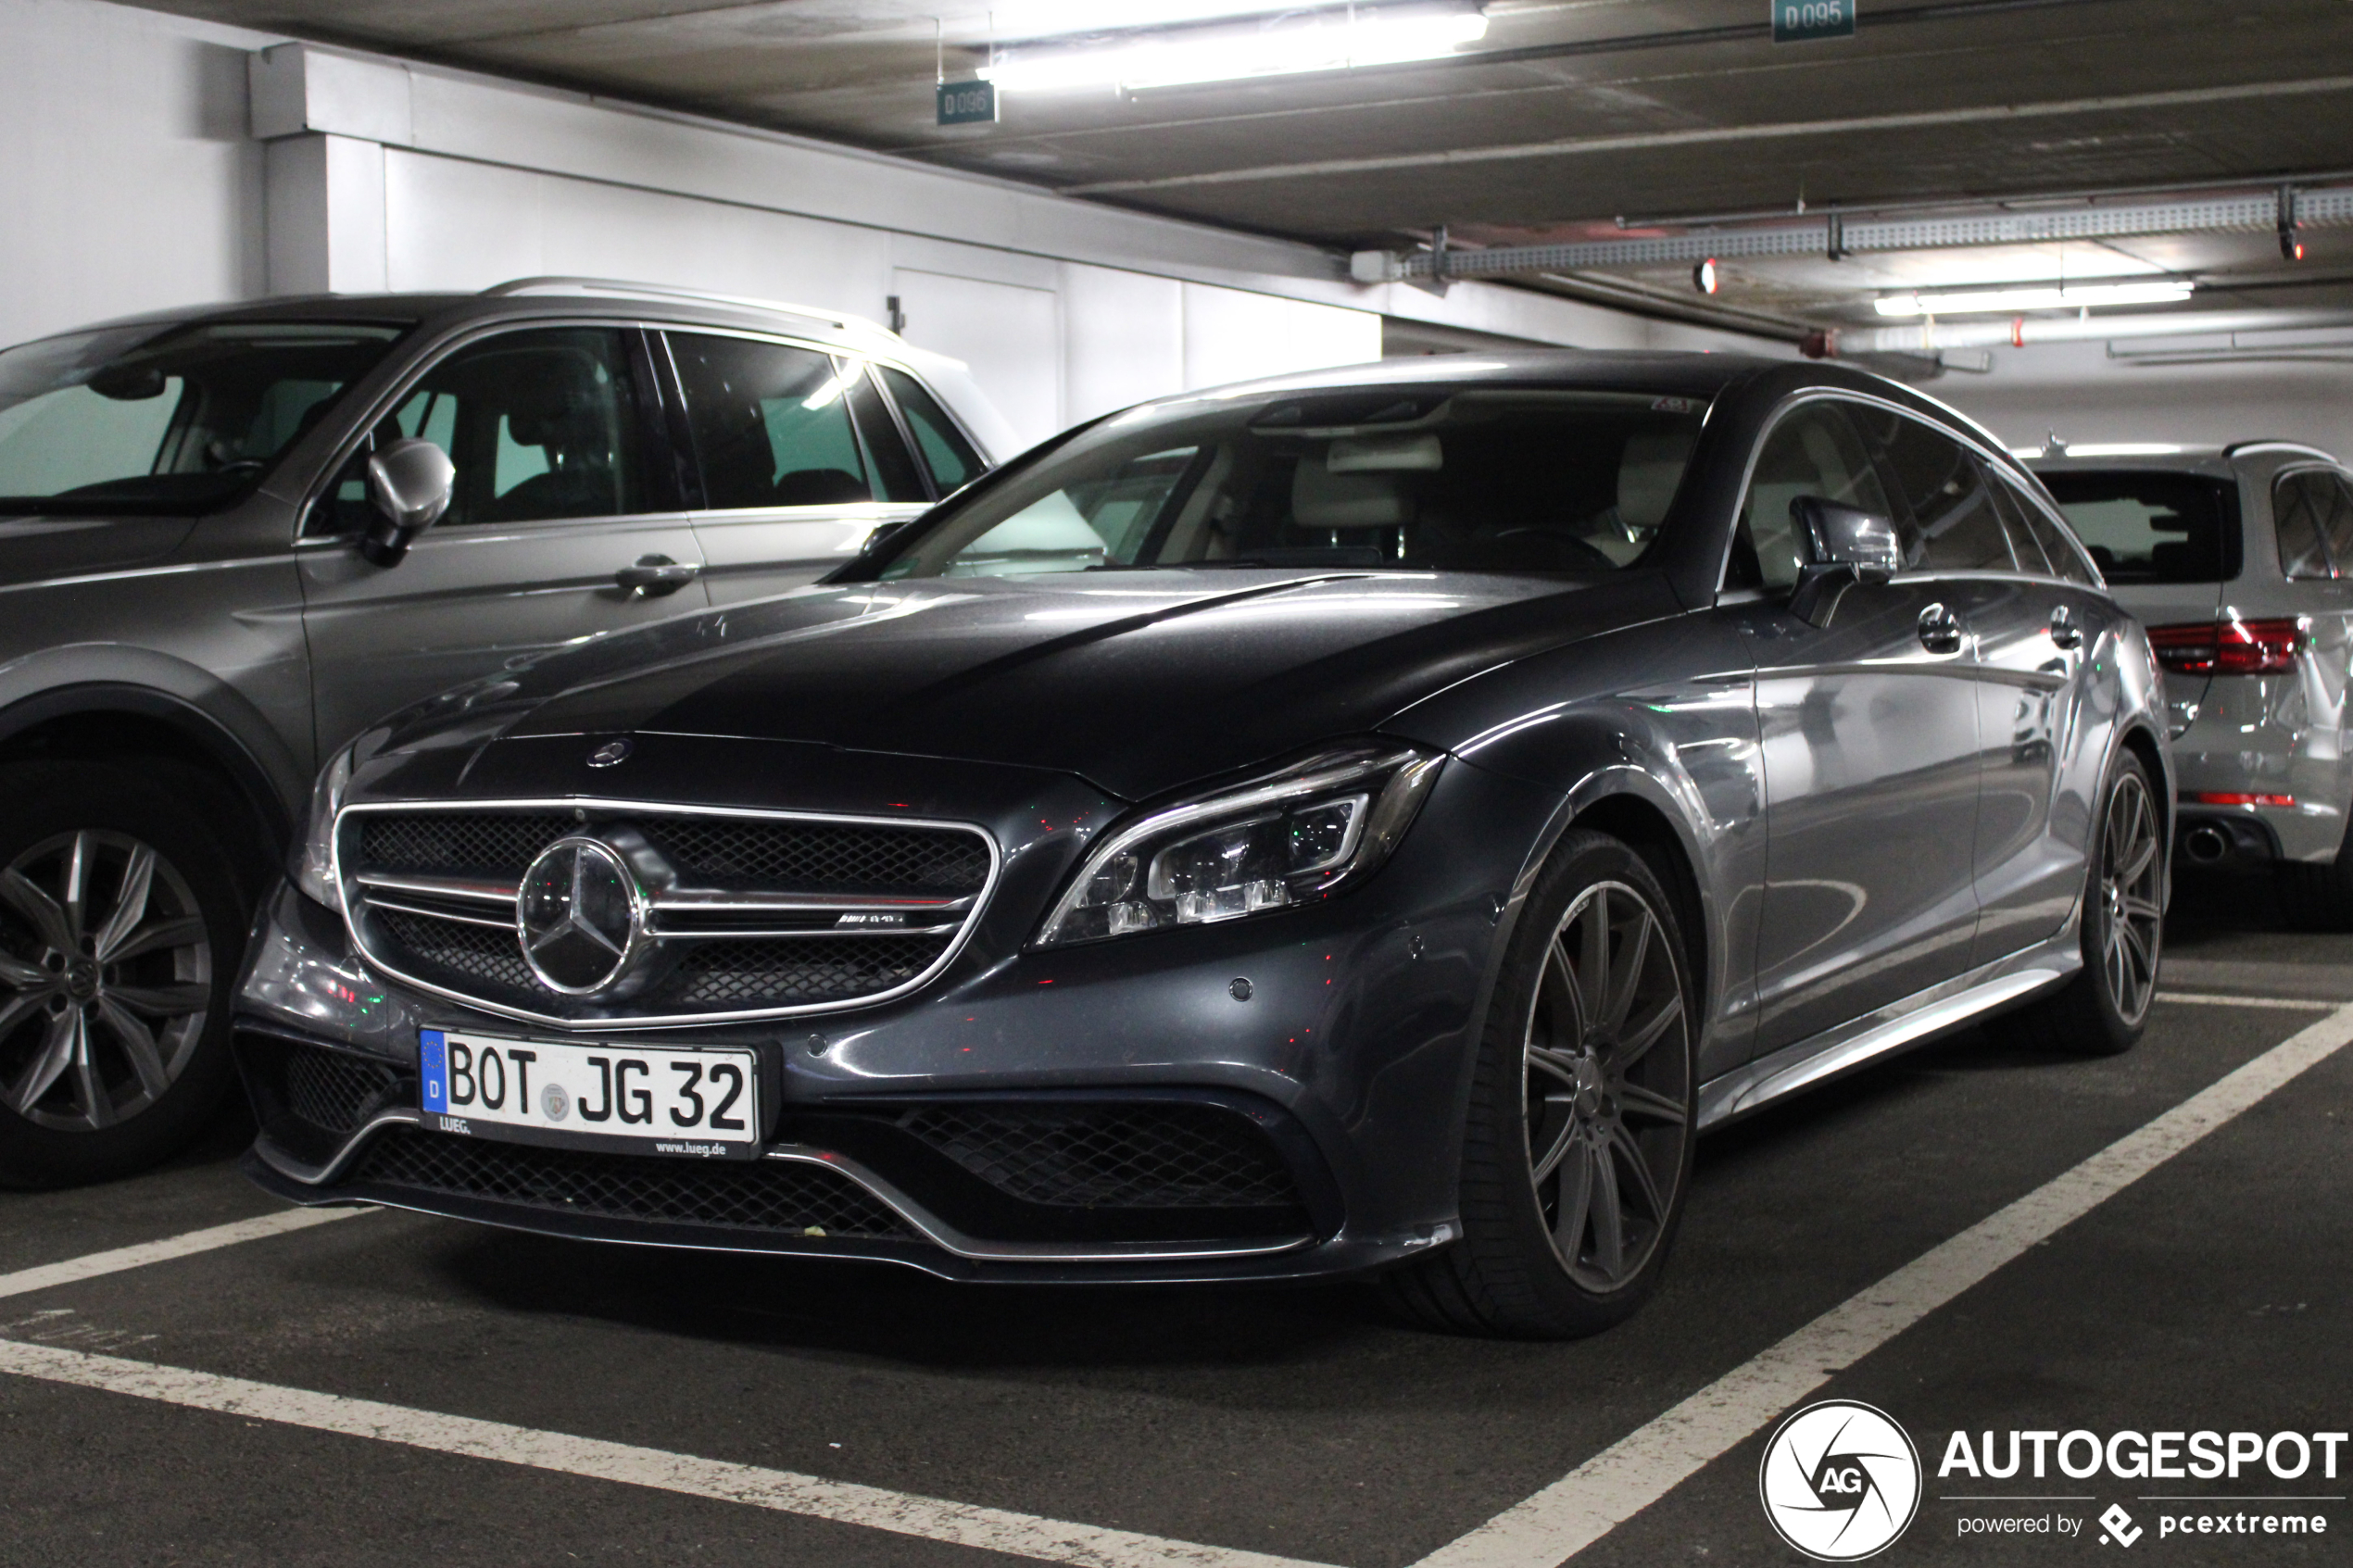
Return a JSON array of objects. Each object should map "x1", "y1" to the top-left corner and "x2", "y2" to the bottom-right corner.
[
  {"x1": 1384, "y1": 831, "x2": 1697, "y2": 1338},
  {"x1": 0, "y1": 762, "x2": 252, "y2": 1187},
  {"x1": 2013, "y1": 750, "x2": 2162, "y2": 1056}
]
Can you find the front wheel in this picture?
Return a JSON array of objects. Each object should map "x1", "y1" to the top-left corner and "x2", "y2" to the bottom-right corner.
[
  {"x1": 1384, "y1": 831, "x2": 1697, "y2": 1339},
  {"x1": 0, "y1": 762, "x2": 252, "y2": 1186},
  {"x1": 2013, "y1": 750, "x2": 2162, "y2": 1056}
]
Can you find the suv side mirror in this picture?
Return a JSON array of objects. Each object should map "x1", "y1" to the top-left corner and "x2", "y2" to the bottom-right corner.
[
  {"x1": 359, "y1": 438, "x2": 456, "y2": 567},
  {"x1": 1788, "y1": 495, "x2": 1901, "y2": 627}
]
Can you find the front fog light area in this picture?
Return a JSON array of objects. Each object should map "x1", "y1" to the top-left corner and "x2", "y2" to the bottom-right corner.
[{"x1": 1039, "y1": 745, "x2": 1440, "y2": 947}]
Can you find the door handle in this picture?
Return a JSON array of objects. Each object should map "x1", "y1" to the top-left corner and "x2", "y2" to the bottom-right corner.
[
  {"x1": 615, "y1": 555, "x2": 699, "y2": 597},
  {"x1": 2049, "y1": 605, "x2": 2083, "y2": 649},
  {"x1": 1918, "y1": 602, "x2": 1964, "y2": 655}
]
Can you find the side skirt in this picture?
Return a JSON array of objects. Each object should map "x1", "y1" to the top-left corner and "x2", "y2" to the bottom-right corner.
[{"x1": 1696, "y1": 930, "x2": 2082, "y2": 1129}]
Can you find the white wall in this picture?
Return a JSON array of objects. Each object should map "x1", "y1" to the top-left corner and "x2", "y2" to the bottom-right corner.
[{"x1": 0, "y1": 0, "x2": 276, "y2": 349}]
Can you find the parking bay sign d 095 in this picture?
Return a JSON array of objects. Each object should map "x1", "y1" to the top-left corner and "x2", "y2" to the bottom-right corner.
[{"x1": 1773, "y1": 0, "x2": 1856, "y2": 43}]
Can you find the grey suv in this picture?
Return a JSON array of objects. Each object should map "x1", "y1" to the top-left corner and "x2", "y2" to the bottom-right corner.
[
  {"x1": 2032, "y1": 441, "x2": 2353, "y2": 924},
  {"x1": 0, "y1": 280, "x2": 1005, "y2": 1185}
]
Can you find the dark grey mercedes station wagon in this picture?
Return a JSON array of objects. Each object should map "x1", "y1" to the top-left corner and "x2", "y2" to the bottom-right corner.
[{"x1": 236, "y1": 353, "x2": 2171, "y2": 1337}]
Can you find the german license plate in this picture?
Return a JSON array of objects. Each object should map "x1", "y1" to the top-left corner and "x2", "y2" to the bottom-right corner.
[{"x1": 417, "y1": 1029, "x2": 757, "y2": 1159}]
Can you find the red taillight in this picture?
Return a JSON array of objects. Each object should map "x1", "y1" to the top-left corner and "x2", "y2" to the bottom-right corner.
[
  {"x1": 2145, "y1": 617, "x2": 2302, "y2": 676},
  {"x1": 2183, "y1": 791, "x2": 2296, "y2": 808}
]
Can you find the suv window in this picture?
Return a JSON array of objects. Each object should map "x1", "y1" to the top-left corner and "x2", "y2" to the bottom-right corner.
[
  {"x1": 1730, "y1": 399, "x2": 1891, "y2": 590},
  {"x1": 669, "y1": 333, "x2": 920, "y2": 508},
  {"x1": 2273, "y1": 469, "x2": 2353, "y2": 580},
  {"x1": 879, "y1": 367, "x2": 988, "y2": 494},
  {"x1": 314, "y1": 327, "x2": 659, "y2": 534},
  {"x1": 1847, "y1": 406, "x2": 2014, "y2": 571},
  {"x1": 839, "y1": 365, "x2": 928, "y2": 503},
  {"x1": 2040, "y1": 470, "x2": 2237, "y2": 583}
]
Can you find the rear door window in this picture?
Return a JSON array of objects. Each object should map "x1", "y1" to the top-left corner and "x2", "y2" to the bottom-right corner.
[
  {"x1": 2040, "y1": 470, "x2": 2239, "y2": 583},
  {"x1": 669, "y1": 333, "x2": 887, "y2": 509}
]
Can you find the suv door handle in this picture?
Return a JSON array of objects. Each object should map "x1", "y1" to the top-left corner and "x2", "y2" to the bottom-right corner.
[
  {"x1": 2048, "y1": 605, "x2": 2083, "y2": 649},
  {"x1": 1918, "y1": 602, "x2": 1964, "y2": 655},
  {"x1": 616, "y1": 555, "x2": 699, "y2": 597}
]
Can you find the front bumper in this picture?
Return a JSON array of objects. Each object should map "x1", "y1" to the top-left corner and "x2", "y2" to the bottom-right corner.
[{"x1": 233, "y1": 759, "x2": 1557, "y2": 1283}]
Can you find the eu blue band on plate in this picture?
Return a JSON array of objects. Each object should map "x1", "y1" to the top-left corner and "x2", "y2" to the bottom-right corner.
[{"x1": 420, "y1": 1029, "x2": 447, "y2": 1113}]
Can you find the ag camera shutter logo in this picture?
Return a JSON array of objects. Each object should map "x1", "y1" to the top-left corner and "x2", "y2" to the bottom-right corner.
[{"x1": 1759, "y1": 1400, "x2": 1923, "y2": 1561}]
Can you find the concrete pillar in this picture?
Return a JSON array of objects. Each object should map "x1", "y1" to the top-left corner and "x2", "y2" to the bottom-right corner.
[{"x1": 248, "y1": 43, "x2": 407, "y2": 295}]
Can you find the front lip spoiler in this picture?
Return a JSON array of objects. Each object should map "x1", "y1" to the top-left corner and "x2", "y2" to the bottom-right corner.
[{"x1": 250, "y1": 1118, "x2": 1315, "y2": 1267}]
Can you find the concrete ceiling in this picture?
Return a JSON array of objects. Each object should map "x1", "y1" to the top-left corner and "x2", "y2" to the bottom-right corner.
[{"x1": 132, "y1": 0, "x2": 2353, "y2": 334}]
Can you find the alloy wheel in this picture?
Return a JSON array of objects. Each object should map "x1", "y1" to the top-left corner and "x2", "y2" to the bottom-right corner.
[
  {"x1": 0, "y1": 830, "x2": 212, "y2": 1131},
  {"x1": 2099, "y1": 771, "x2": 2162, "y2": 1027},
  {"x1": 1522, "y1": 879, "x2": 1692, "y2": 1293}
]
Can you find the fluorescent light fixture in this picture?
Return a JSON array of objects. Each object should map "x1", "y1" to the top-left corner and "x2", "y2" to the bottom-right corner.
[
  {"x1": 983, "y1": 6, "x2": 1488, "y2": 94},
  {"x1": 2014, "y1": 441, "x2": 2188, "y2": 458},
  {"x1": 1875, "y1": 281, "x2": 2194, "y2": 317}
]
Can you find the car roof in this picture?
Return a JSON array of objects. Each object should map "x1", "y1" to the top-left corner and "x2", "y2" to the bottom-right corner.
[{"x1": 11, "y1": 280, "x2": 921, "y2": 365}]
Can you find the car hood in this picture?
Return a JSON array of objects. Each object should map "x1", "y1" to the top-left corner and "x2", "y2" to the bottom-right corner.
[{"x1": 416, "y1": 569, "x2": 1682, "y2": 801}]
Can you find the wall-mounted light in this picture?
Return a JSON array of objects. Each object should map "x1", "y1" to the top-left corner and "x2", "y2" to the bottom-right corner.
[
  {"x1": 1875, "y1": 280, "x2": 2193, "y2": 317},
  {"x1": 1692, "y1": 257, "x2": 1719, "y2": 295},
  {"x1": 983, "y1": 4, "x2": 1488, "y2": 94}
]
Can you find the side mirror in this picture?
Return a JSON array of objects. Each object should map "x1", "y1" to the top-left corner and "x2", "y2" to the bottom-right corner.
[
  {"x1": 359, "y1": 438, "x2": 456, "y2": 567},
  {"x1": 1787, "y1": 495, "x2": 1901, "y2": 627}
]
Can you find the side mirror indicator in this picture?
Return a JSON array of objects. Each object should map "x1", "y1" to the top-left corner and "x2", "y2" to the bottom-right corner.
[{"x1": 359, "y1": 438, "x2": 456, "y2": 567}]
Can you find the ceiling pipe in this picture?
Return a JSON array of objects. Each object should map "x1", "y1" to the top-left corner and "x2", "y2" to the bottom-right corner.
[
  {"x1": 1814, "y1": 308, "x2": 2353, "y2": 358},
  {"x1": 1352, "y1": 186, "x2": 2353, "y2": 282}
]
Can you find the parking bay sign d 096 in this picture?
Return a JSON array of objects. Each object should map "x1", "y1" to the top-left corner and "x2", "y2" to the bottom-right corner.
[
  {"x1": 1773, "y1": 0, "x2": 1855, "y2": 43},
  {"x1": 937, "y1": 80, "x2": 997, "y2": 125}
]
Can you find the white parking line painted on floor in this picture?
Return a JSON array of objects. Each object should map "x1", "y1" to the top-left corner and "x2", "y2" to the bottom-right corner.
[
  {"x1": 1411, "y1": 1000, "x2": 2353, "y2": 1568},
  {"x1": 0, "y1": 1336, "x2": 1334, "y2": 1568},
  {"x1": 2154, "y1": 991, "x2": 2338, "y2": 1010},
  {"x1": 0, "y1": 1206, "x2": 372, "y2": 1302}
]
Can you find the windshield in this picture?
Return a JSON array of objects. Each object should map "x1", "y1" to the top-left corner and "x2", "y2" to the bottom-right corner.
[
  {"x1": 875, "y1": 387, "x2": 1706, "y2": 580},
  {"x1": 0, "y1": 320, "x2": 405, "y2": 513}
]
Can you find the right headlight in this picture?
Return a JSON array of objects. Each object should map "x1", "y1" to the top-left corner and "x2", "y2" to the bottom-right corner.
[{"x1": 1036, "y1": 743, "x2": 1443, "y2": 948}]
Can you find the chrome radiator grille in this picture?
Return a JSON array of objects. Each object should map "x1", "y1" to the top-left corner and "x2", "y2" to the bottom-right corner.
[{"x1": 340, "y1": 803, "x2": 995, "y2": 1027}]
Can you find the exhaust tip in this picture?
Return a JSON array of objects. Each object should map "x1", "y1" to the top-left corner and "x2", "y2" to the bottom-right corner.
[{"x1": 2183, "y1": 824, "x2": 2230, "y2": 864}]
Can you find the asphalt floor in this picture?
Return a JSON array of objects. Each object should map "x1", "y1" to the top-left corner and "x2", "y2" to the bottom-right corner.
[{"x1": 1, "y1": 867, "x2": 2345, "y2": 1567}]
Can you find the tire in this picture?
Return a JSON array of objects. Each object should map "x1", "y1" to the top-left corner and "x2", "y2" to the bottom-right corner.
[
  {"x1": 2274, "y1": 822, "x2": 2353, "y2": 931},
  {"x1": 1384, "y1": 830, "x2": 1698, "y2": 1339},
  {"x1": 0, "y1": 760, "x2": 257, "y2": 1187},
  {"x1": 2012, "y1": 749, "x2": 2162, "y2": 1057}
]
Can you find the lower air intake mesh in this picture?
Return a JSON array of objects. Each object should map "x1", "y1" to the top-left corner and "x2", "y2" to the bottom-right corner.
[
  {"x1": 350, "y1": 1128, "x2": 913, "y2": 1238},
  {"x1": 897, "y1": 1102, "x2": 1301, "y2": 1209},
  {"x1": 283, "y1": 1045, "x2": 402, "y2": 1135}
]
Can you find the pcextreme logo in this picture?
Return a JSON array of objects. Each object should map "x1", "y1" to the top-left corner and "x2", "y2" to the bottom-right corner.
[{"x1": 1760, "y1": 1400, "x2": 1925, "y2": 1561}]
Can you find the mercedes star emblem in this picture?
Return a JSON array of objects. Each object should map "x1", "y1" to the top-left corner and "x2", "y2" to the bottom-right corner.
[
  {"x1": 516, "y1": 836, "x2": 644, "y2": 994},
  {"x1": 587, "y1": 737, "x2": 633, "y2": 767}
]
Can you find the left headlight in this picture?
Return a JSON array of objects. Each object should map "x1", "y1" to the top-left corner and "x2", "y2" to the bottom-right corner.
[
  {"x1": 291, "y1": 740, "x2": 359, "y2": 910},
  {"x1": 1036, "y1": 742, "x2": 1444, "y2": 948}
]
